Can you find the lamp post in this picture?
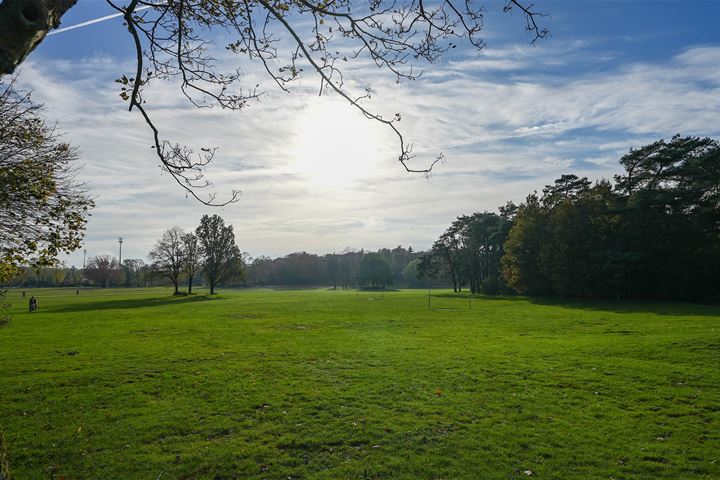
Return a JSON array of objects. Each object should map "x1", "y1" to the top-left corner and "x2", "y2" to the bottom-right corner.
[
  {"x1": 83, "y1": 248, "x2": 87, "y2": 269},
  {"x1": 118, "y1": 237, "x2": 124, "y2": 288}
]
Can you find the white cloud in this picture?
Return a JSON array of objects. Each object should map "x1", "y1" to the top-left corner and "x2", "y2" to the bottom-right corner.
[{"x1": 11, "y1": 42, "x2": 720, "y2": 265}]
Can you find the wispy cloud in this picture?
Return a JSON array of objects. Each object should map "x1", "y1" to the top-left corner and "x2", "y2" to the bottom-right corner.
[{"x1": 13, "y1": 40, "x2": 720, "y2": 264}]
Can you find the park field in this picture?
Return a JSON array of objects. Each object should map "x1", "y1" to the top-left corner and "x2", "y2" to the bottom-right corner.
[{"x1": 0, "y1": 288, "x2": 719, "y2": 479}]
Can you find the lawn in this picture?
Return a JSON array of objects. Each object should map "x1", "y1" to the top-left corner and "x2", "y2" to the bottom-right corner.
[{"x1": 0, "y1": 288, "x2": 718, "y2": 479}]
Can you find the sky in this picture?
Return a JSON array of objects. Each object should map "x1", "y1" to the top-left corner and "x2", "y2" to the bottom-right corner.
[{"x1": 12, "y1": 0, "x2": 720, "y2": 266}]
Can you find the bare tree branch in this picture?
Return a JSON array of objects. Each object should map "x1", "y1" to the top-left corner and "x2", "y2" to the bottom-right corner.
[{"x1": 2, "y1": 0, "x2": 549, "y2": 202}]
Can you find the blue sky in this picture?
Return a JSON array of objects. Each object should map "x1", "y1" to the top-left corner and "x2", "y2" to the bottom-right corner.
[{"x1": 13, "y1": 0, "x2": 720, "y2": 265}]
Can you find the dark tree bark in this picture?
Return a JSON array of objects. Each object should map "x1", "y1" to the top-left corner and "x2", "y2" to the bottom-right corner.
[{"x1": 0, "y1": 0, "x2": 77, "y2": 75}]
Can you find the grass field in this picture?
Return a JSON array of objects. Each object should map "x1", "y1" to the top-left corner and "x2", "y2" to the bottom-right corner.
[{"x1": 0, "y1": 288, "x2": 719, "y2": 479}]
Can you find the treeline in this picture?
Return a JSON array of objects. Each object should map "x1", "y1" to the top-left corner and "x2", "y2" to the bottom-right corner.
[
  {"x1": 2, "y1": 259, "x2": 150, "y2": 288},
  {"x1": 4, "y1": 215, "x2": 245, "y2": 293},
  {"x1": 5, "y1": 225, "x2": 427, "y2": 291},
  {"x1": 422, "y1": 135, "x2": 720, "y2": 300},
  {"x1": 245, "y1": 246, "x2": 423, "y2": 288},
  {"x1": 7, "y1": 136, "x2": 717, "y2": 300}
]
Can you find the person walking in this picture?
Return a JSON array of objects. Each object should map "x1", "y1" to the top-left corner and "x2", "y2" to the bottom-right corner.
[{"x1": 28, "y1": 296, "x2": 35, "y2": 312}]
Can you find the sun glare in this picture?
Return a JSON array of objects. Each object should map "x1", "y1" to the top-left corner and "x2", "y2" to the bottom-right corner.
[{"x1": 290, "y1": 98, "x2": 388, "y2": 187}]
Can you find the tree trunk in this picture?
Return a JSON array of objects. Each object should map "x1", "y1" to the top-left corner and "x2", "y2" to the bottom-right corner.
[
  {"x1": 0, "y1": 0, "x2": 78, "y2": 75},
  {"x1": 188, "y1": 275, "x2": 193, "y2": 294}
]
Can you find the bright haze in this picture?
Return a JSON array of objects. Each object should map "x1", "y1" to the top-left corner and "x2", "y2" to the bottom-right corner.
[{"x1": 14, "y1": 0, "x2": 720, "y2": 265}]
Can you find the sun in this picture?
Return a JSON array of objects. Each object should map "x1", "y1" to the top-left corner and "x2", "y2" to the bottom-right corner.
[{"x1": 290, "y1": 97, "x2": 388, "y2": 187}]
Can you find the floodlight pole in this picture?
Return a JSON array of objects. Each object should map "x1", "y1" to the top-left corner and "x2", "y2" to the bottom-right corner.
[
  {"x1": 82, "y1": 248, "x2": 87, "y2": 270},
  {"x1": 118, "y1": 237, "x2": 123, "y2": 265}
]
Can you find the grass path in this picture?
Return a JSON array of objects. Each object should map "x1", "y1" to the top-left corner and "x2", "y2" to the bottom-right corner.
[{"x1": 1, "y1": 288, "x2": 718, "y2": 479}]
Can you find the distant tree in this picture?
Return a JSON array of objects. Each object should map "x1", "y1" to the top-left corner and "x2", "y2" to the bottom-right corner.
[
  {"x1": 402, "y1": 258, "x2": 425, "y2": 288},
  {"x1": 338, "y1": 248, "x2": 363, "y2": 289},
  {"x1": 417, "y1": 250, "x2": 450, "y2": 287},
  {"x1": 85, "y1": 255, "x2": 119, "y2": 288},
  {"x1": 246, "y1": 255, "x2": 273, "y2": 286},
  {"x1": 120, "y1": 259, "x2": 131, "y2": 286},
  {"x1": 274, "y1": 252, "x2": 323, "y2": 285},
  {"x1": 378, "y1": 245, "x2": 419, "y2": 286},
  {"x1": 181, "y1": 232, "x2": 202, "y2": 294},
  {"x1": 122, "y1": 258, "x2": 145, "y2": 287},
  {"x1": 326, "y1": 253, "x2": 339, "y2": 290},
  {"x1": 425, "y1": 230, "x2": 462, "y2": 292},
  {"x1": 196, "y1": 215, "x2": 241, "y2": 294},
  {"x1": 468, "y1": 212, "x2": 512, "y2": 293},
  {"x1": 51, "y1": 261, "x2": 67, "y2": 286},
  {"x1": 222, "y1": 254, "x2": 247, "y2": 287},
  {"x1": 0, "y1": 81, "x2": 93, "y2": 283},
  {"x1": 20, "y1": 266, "x2": 35, "y2": 287},
  {"x1": 358, "y1": 253, "x2": 394, "y2": 288},
  {"x1": 424, "y1": 211, "x2": 511, "y2": 294},
  {"x1": 149, "y1": 227, "x2": 186, "y2": 295},
  {"x1": 69, "y1": 265, "x2": 79, "y2": 285},
  {"x1": 139, "y1": 262, "x2": 157, "y2": 287}
]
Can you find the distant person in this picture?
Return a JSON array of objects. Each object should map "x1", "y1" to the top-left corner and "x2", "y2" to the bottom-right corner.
[
  {"x1": 76, "y1": 289, "x2": 79, "y2": 295},
  {"x1": 28, "y1": 296, "x2": 35, "y2": 312},
  {"x1": 33, "y1": 297, "x2": 38, "y2": 312},
  {"x1": 22, "y1": 291, "x2": 25, "y2": 298}
]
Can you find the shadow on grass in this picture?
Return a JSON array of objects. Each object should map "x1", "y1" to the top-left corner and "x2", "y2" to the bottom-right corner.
[
  {"x1": 357, "y1": 287, "x2": 401, "y2": 292},
  {"x1": 527, "y1": 296, "x2": 720, "y2": 317},
  {"x1": 433, "y1": 292, "x2": 720, "y2": 317},
  {"x1": 51, "y1": 294, "x2": 221, "y2": 313}
]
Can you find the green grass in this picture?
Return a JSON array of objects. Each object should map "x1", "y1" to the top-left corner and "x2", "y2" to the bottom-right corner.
[{"x1": 1, "y1": 287, "x2": 719, "y2": 479}]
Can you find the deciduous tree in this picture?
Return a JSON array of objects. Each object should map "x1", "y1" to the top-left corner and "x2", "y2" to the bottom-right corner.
[
  {"x1": 149, "y1": 226, "x2": 185, "y2": 294},
  {"x1": 181, "y1": 232, "x2": 201, "y2": 294},
  {"x1": 85, "y1": 255, "x2": 119, "y2": 287},
  {"x1": 196, "y1": 214, "x2": 241, "y2": 294},
  {"x1": 123, "y1": 258, "x2": 146, "y2": 287},
  {"x1": 0, "y1": 81, "x2": 93, "y2": 283},
  {"x1": 357, "y1": 253, "x2": 393, "y2": 288}
]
